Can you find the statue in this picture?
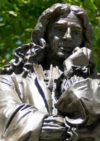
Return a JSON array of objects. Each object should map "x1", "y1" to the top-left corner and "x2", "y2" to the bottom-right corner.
[{"x1": 0, "y1": 3, "x2": 100, "y2": 141}]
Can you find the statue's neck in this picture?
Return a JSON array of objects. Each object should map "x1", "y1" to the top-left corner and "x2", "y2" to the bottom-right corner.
[
  {"x1": 42, "y1": 50, "x2": 65, "y2": 71},
  {"x1": 42, "y1": 57, "x2": 64, "y2": 71}
]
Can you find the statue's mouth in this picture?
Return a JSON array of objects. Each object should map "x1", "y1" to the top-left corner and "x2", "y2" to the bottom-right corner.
[{"x1": 57, "y1": 47, "x2": 73, "y2": 57}]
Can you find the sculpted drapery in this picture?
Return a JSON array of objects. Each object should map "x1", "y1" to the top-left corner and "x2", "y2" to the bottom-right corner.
[{"x1": 0, "y1": 3, "x2": 100, "y2": 141}]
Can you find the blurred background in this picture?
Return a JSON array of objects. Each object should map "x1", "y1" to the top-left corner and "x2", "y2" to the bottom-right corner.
[{"x1": 0, "y1": 0, "x2": 100, "y2": 71}]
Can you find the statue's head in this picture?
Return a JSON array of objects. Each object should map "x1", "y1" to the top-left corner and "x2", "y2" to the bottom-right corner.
[{"x1": 32, "y1": 3, "x2": 93, "y2": 59}]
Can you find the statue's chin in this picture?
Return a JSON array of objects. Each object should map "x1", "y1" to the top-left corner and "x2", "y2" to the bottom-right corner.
[{"x1": 57, "y1": 52, "x2": 69, "y2": 59}]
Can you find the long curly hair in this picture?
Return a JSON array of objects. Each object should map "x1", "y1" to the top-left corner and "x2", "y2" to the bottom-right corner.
[{"x1": 0, "y1": 3, "x2": 93, "y2": 77}]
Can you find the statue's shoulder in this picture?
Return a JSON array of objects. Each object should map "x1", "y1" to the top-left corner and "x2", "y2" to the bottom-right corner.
[
  {"x1": 0, "y1": 74, "x2": 25, "y2": 88},
  {"x1": 0, "y1": 74, "x2": 16, "y2": 91},
  {"x1": 0, "y1": 74, "x2": 13, "y2": 83}
]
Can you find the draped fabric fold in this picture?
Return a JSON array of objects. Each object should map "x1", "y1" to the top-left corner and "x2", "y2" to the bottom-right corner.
[{"x1": 0, "y1": 74, "x2": 51, "y2": 141}]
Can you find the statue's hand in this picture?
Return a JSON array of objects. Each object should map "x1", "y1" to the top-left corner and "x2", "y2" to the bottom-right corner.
[
  {"x1": 42, "y1": 115, "x2": 65, "y2": 128},
  {"x1": 40, "y1": 115, "x2": 69, "y2": 140},
  {"x1": 63, "y1": 47, "x2": 91, "y2": 78},
  {"x1": 55, "y1": 76, "x2": 89, "y2": 118}
]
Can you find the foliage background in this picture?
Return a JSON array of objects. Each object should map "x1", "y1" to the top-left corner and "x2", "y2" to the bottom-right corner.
[{"x1": 0, "y1": 0, "x2": 100, "y2": 71}]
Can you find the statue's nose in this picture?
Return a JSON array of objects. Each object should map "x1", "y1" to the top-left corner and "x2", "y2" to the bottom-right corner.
[{"x1": 63, "y1": 27, "x2": 71, "y2": 40}]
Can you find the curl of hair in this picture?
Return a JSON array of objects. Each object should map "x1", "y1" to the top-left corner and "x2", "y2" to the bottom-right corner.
[{"x1": 0, "y1": 43, "x2": 45, "y2": 77}]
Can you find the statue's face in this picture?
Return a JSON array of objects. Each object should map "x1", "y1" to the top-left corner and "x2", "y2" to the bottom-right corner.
[{"x1": 47, "y1": 13, "x2": 83, "y2": 59}]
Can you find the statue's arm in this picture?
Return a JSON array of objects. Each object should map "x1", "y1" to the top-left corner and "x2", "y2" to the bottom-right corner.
[{"x1": 0, "y1": 75, "x2": 46, "y2": 141}]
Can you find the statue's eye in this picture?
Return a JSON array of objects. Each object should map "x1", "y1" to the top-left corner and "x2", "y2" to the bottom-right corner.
[{"x1": 72, "y1": 27, "x2": 82, "y2": 35}]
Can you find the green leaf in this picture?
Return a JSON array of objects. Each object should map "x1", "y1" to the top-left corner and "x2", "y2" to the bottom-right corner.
[{"x1": 8, "y1": 11, "x2": 18, "y2": 16}]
